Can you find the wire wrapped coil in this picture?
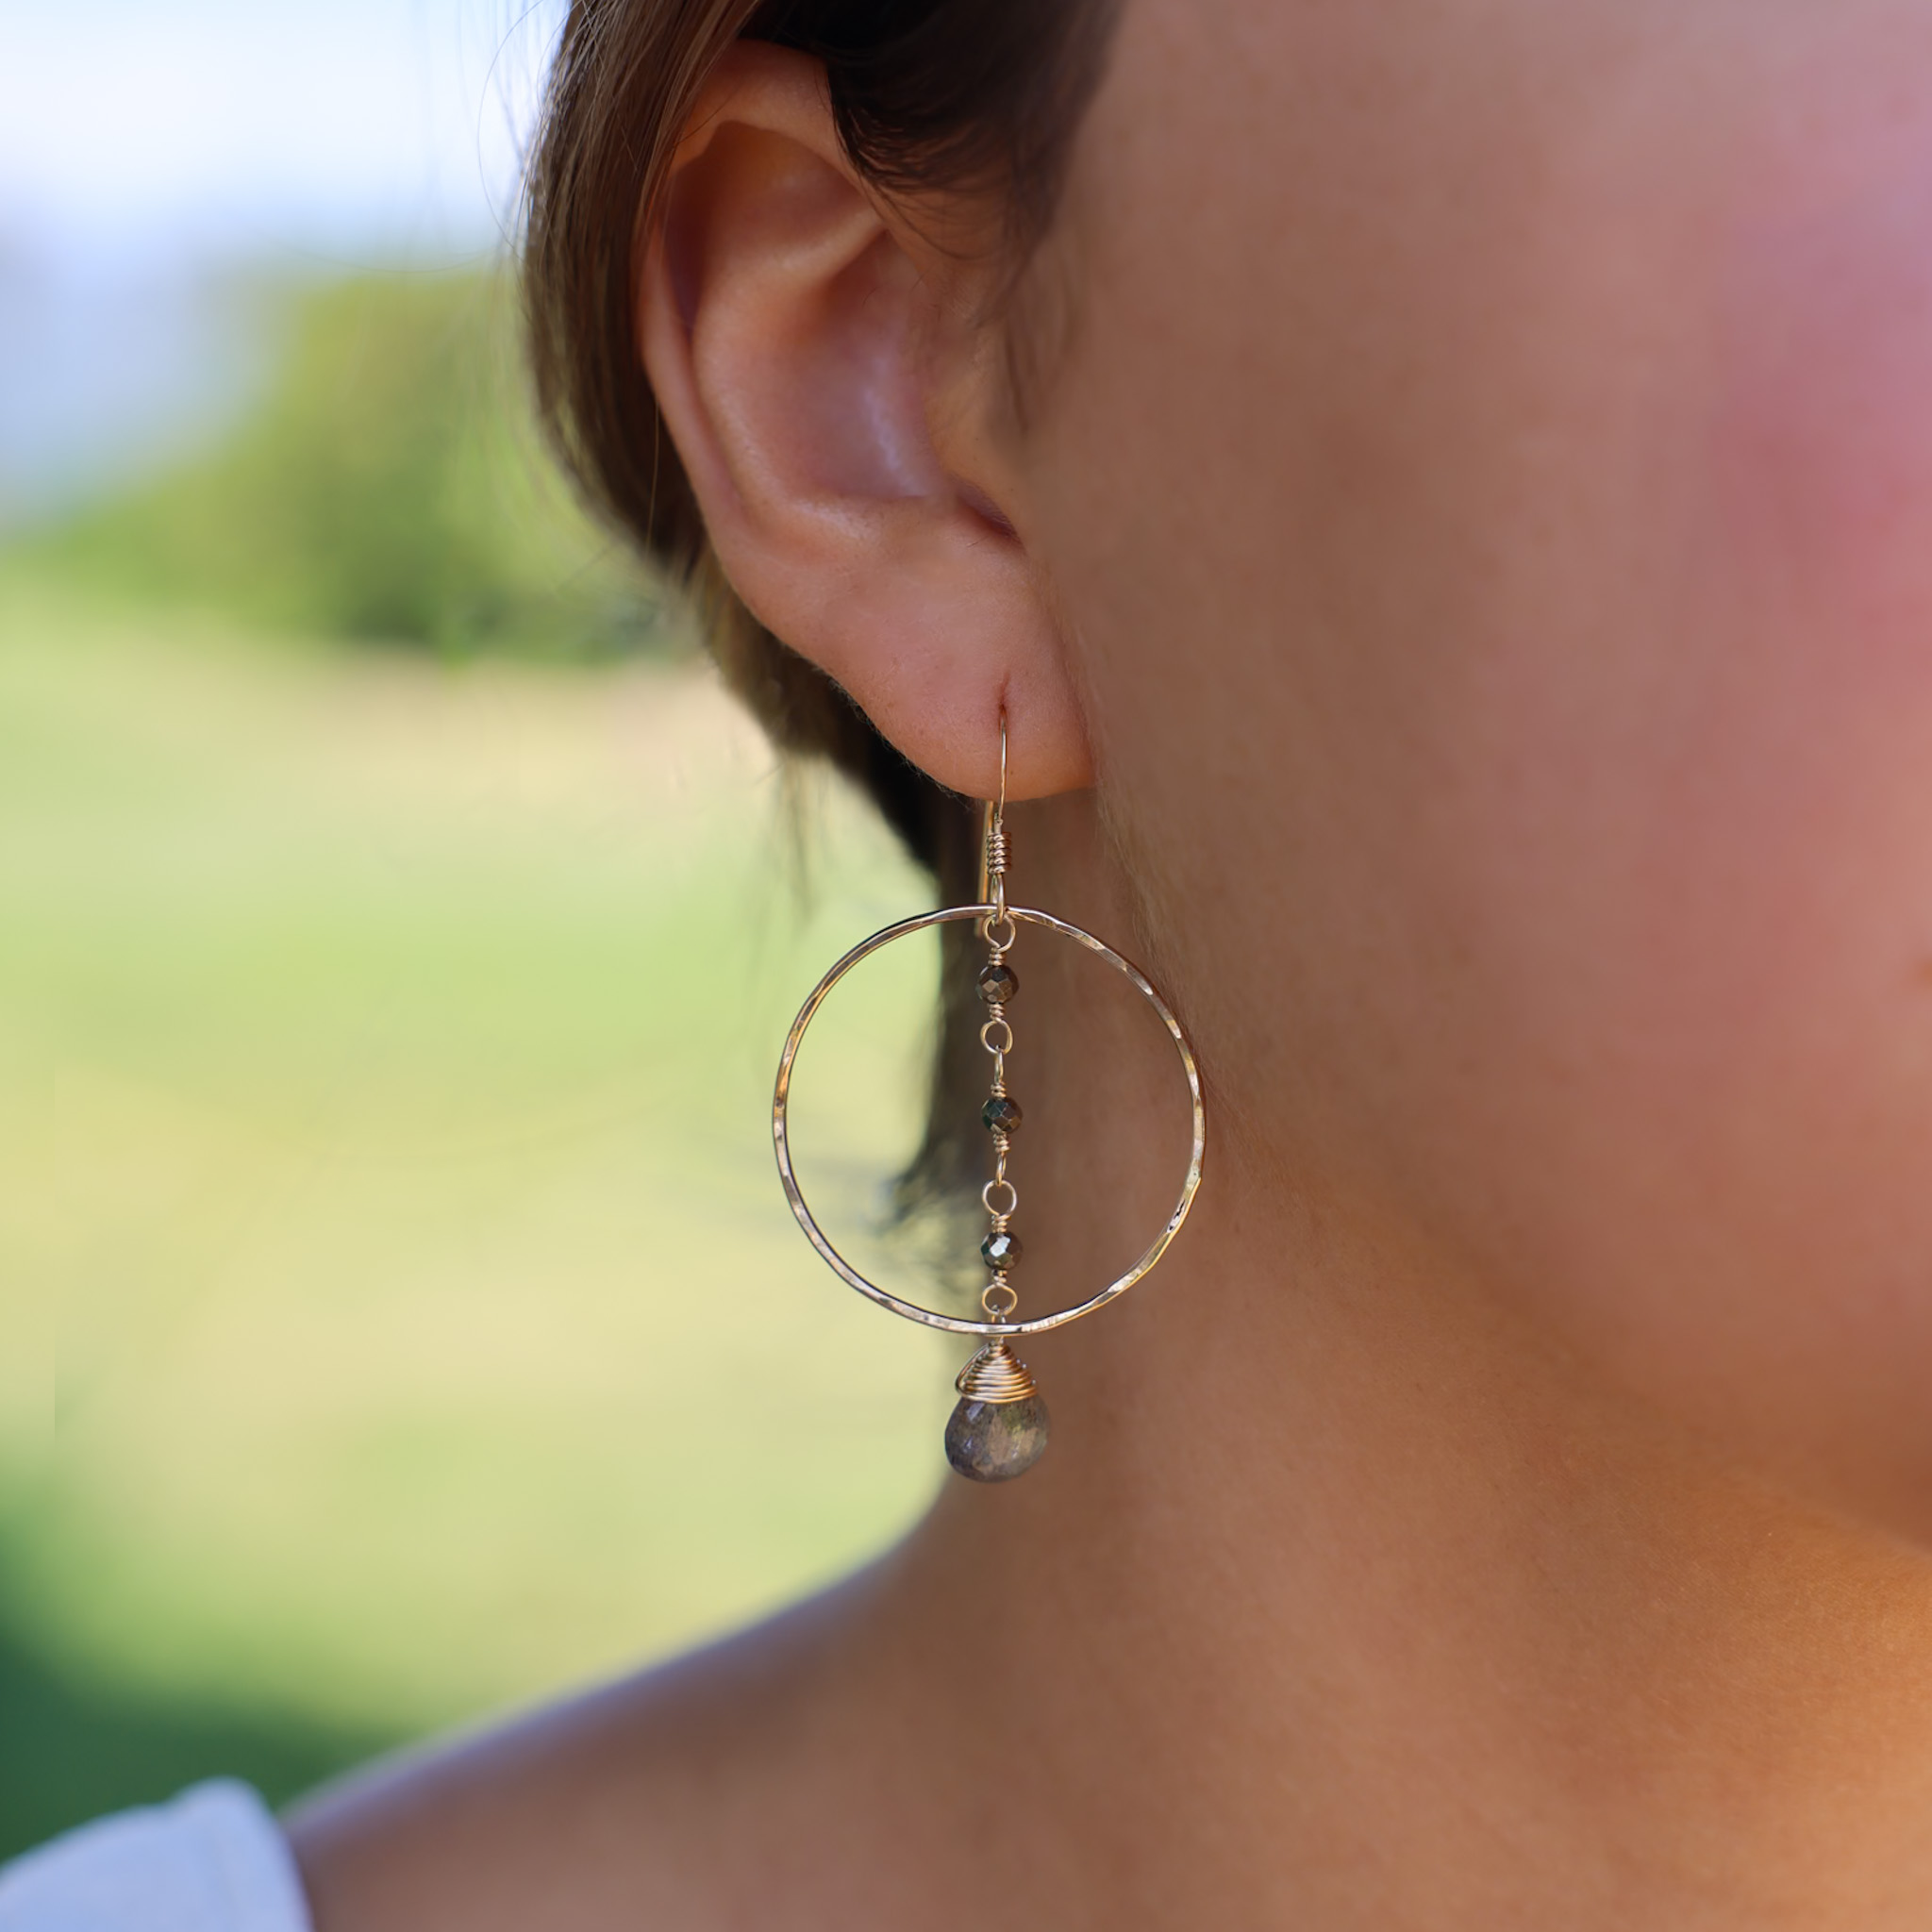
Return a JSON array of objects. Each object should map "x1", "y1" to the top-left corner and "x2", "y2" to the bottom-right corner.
[
  {"x1": 985, "y1": 821, "x2": 1010, "y2": 879},
  {"x1": 955, "y1": 1337, "x2": 1039, "y2": 1405}
]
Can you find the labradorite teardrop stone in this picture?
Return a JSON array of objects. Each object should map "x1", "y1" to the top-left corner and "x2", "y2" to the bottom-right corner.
[{"x1": 944, "y1": 1394, "x2": 1051, "y2": 1482}]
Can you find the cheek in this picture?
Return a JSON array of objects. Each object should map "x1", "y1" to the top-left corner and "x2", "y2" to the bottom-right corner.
[
  {"x1": 1491, "y1": 127, "x2": 1932, "y2": 1523},
  {"x1": 1717, "y1": 151, "x2": 1932, "y2": 655},
  {"x1": 1041, "y1": 2, "x2": 1932, "y2": 1530},
  {"x1": 1628, "y1": 146, "x2": 1932, "y2": 1098},
  {"x1": 1671, "y1": 136, "x2": 1932, "y2": 1161}
]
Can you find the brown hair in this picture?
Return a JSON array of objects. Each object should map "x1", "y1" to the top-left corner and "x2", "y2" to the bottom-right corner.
[{"x1": 524, "y1": 0, "x2": 1115, "y2": 1193}]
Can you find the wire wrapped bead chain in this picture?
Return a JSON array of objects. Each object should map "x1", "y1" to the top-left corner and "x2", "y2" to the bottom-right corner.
[
  {"x1": 944, "y1": 802, "x2": 1052, "y2": 1478},
  {"x1": 771, "y1": 720, "x2": 1207, "y2": 1482}
]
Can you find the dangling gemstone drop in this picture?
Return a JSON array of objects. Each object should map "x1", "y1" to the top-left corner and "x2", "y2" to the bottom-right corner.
[{"x1": 944, "y1": 1339, "x2": 1050, "y2": 1482}]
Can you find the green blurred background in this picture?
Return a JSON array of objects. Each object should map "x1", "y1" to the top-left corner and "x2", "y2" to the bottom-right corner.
[{"x1": 0, "y1": 7, "x2": 949, "y2": 1858}]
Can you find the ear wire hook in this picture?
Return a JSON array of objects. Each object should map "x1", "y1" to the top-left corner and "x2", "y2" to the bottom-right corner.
[
  {"x1": 981, "y1": 710, "x2": 1011, "y2": 925},
  {"x1": 978, "y1": 709, "x2": 1009, "y2": 910}
]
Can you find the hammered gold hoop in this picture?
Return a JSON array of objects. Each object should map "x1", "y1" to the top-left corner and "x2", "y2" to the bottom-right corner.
[{"x1": 772, "y1": 903, "x2": 1206, "y2": 1339}]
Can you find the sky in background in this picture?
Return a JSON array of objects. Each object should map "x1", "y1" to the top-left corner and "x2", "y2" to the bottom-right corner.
[{"x1": 0, "y1": 0, "x2": 564, "y2": 514}]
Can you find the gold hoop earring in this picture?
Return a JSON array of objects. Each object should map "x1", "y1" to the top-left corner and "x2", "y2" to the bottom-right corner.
[{"x1": 772, "y1": 717, "x2": 1205, "y2": 1482}]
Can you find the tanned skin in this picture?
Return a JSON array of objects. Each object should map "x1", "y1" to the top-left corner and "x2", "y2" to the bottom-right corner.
[{"x1": 294, "y1": 5, "x2": 1932, "y2": 1924}]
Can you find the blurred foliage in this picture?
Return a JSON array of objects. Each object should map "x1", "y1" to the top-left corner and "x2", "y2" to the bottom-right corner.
[
  {"x1": 20, "y1": 270, "x2": 666, "y2": 661},
  {"x1": 0, "y1": 575, "x2": 945, "y2": 1857},
  {"x1": 0, "y1": 259, "x2": 951, "y2": 1865},
  {"x1": 0, "y1": 1562, "x2": 396, "y2": 1859}
]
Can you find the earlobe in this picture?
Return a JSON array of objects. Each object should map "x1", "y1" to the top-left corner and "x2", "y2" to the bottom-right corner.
[{"x1": 637, "y1": 42, "x2": 1092, "y2": 801}]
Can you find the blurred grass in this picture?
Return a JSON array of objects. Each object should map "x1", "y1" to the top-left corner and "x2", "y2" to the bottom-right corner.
[{"x1": 0, "y1": 565, "x2": 952, "y2": 1856}]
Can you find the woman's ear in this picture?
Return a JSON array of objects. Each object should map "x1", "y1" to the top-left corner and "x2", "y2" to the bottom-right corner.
[{"x1": 637, "y1": 42, "x2": 1091, "y2": 801}]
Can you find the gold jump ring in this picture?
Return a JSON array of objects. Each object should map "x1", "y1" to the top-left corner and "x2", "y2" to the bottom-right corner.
[{"x1": 981, "y1": 1280, "x2": 1020, "y2": 1320}]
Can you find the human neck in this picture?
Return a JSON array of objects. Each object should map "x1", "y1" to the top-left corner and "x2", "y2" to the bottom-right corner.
[{"x1": 854, "y1": 795, "x2": 1932, "y2": 1929}]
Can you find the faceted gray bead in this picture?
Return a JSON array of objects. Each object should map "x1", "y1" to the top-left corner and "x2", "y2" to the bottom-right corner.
[
  {"x1": 977, "y1": 961, "x2": 1020, "y2": 1005},
  {"x1": 980, "y1": 1227, "x2": 1023, "y2": 1271},
  {"x1": 944, "y1": 1394, "x2": 1051, "y2": 1483}
]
